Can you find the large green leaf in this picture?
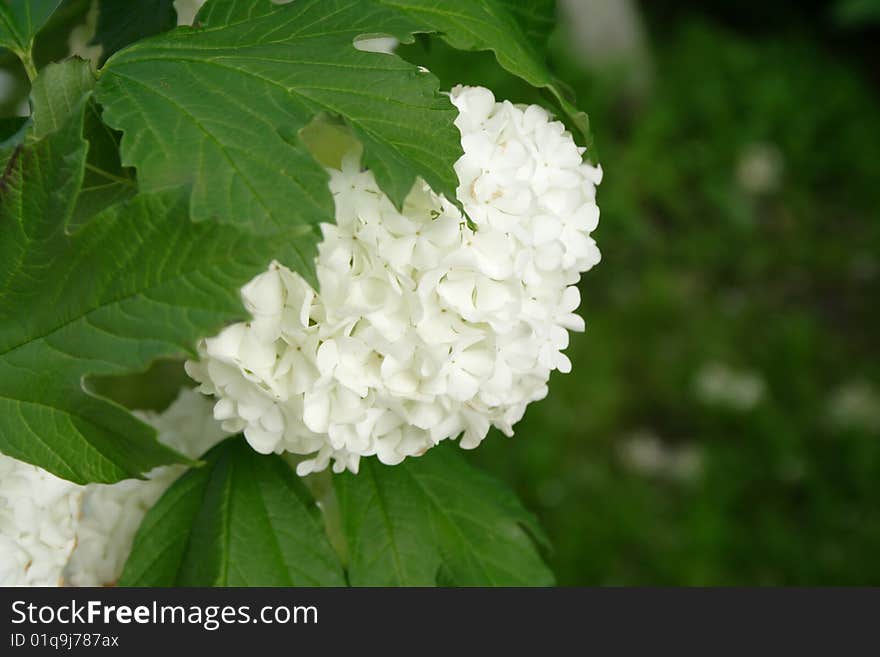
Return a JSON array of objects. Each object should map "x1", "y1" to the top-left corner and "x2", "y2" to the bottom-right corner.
[
  {"x1": 498, "y1": 0, "x2": 556, "y2": 45},
  {"x1": 120, "y1": 438, "x2": 347, "y2": 586},
  {"x1": 335, "y1": 443, "x2": 554, "y2": 586},
  {"x1": 0, "y1": 0, "x2": 62, "y2": 55},
  {"x1": 91, "y1": 0, "x2": 177, "y2": 64},
  {"x1": 375, "y1": 0, "x2": 592, "y2": 152},
  {"x1": 70, "y1": 97, "x2": 136, "y2": 228},
  {"x1": 29, "y1": 57, "x2": 95, "y2": 139},
  {"x1": 95, "y1": 0, "x2": 463, "y2": 282},
  {"x1": 0, "y1": 72, "x2": 313, "y2": 483},
  {"x1": 29, "y1": 59, "x2": 135, "y2": 230},
  {"x1": 195, "y1": 0, "x2": 280, "y2": 24}
]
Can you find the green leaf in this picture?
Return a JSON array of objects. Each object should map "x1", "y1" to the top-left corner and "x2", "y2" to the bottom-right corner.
[
  {"x1": 0, "y1": 0, "x2": 62, "y2": 52},
  {"x1": 498, "y1": 0, "x2": 556, "y2": 45},
  {"x1": 95, "y1": 0, "x2": 463, "y2": 282},
  {"x1": 30, "y1": 59, "x2": 135, "y2": 230},
  {"x1": 336, "y1": 443, "x2": 554, "y2": 586},
  {"x1": 195, "y1": 0, "x2": 279, "y2": 25},
  {"x1": 91, "y1": 0, "x2": 177, "y2": 64},
  {"x1": 375, "y1": 0, "x2": 592, "y2": 153},
  {"x1": 0, "y1": 85, "x2": 314, "y2": 484},
  {"x1": 71, "y1": 98, "x2": 136, "y2": 229},
  {"x1": 29, "y1": 57, "x2": 95, "y2": 140},
  {"x1": 0, "y1": 0, "x2": 62, "y2": 76},
  {"x1": 120, "y1": 437, "x2": 347, "y2": 586}
]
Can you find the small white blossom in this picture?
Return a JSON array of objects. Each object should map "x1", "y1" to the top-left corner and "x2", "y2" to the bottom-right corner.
[
  {"x1": 736, "y1": 142, "x2": 783, "y2": 195},
  {"x1": 617, "y1": 430, "x2": 703, "y2": 482},
  {"x1": 187, "y1": 86, "x2": 603, "y2": 474},
  {"x1": 826, "y1": 380, "x2": 880, "y2": 434},
  {"x1": 694, "y1": 362, "x2": 766, "y2": 412}
]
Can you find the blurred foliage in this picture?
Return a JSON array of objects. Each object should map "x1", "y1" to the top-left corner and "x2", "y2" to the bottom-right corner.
[
  {"x1": 833, "y1": 0, "x2": 880, "y2": 26},
  {"x1": 461, "y1": 17, "x2": 880, "y2": 584},
  {"x1": 402, "y1": 5, "x2": 880, "y2": 585}
]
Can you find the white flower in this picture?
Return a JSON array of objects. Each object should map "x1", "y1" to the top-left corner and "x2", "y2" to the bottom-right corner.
[
  {"x1": 826, "y1": 380, "x2": 880, "y2": 434},
  {"x1": 617, "y1": 430, "x2": 703, "y2": 483},
  {"x1": 737, "y1": 142, "x2": 783, "y2": 195},
  {"x1": 187, "y1": 85, "x2": 603, "y2": 475},
  {"x1": 693, "y1": 362, "x2": 766, "y2": 412},
  {"x1": 0, "y1": 461, "x2": 82, "y2": 586},
  {"x1": 0, "y1": 388, "x2": 228, "y2": 587}
]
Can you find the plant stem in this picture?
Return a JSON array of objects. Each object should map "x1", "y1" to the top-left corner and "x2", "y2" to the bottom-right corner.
[
  {"x1": 302, "y1": 468, "x2": 349, "y2": 567},
  {"x1": 19, "y1": 48, "x2": 38, "y2": 83},
  {"x1": 84, "y1": 163, "x2": 136, "y2": 187}
]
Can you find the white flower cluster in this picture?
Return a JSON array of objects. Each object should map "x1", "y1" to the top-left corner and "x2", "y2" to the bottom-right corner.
[
  {"x1": 186, "y1": 85, "x2": 602, "y2": 475},
  {"x1": 0, "y1": 461, "x2": 82, "y2": 586},
  {"x1": 0, "y1": 389, "x2": 227, "y2": 587}
]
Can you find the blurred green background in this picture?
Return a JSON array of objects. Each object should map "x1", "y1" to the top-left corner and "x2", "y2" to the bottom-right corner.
[
  {"x1": 4, "y1": 0, "x2": 878, "y2": 585},
  {"x1": 460, "y1": 0, "x2": 880, "y2": 585},
  {"x1": 398, "y1": 0, "x2": 880, "y2": 584}
]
